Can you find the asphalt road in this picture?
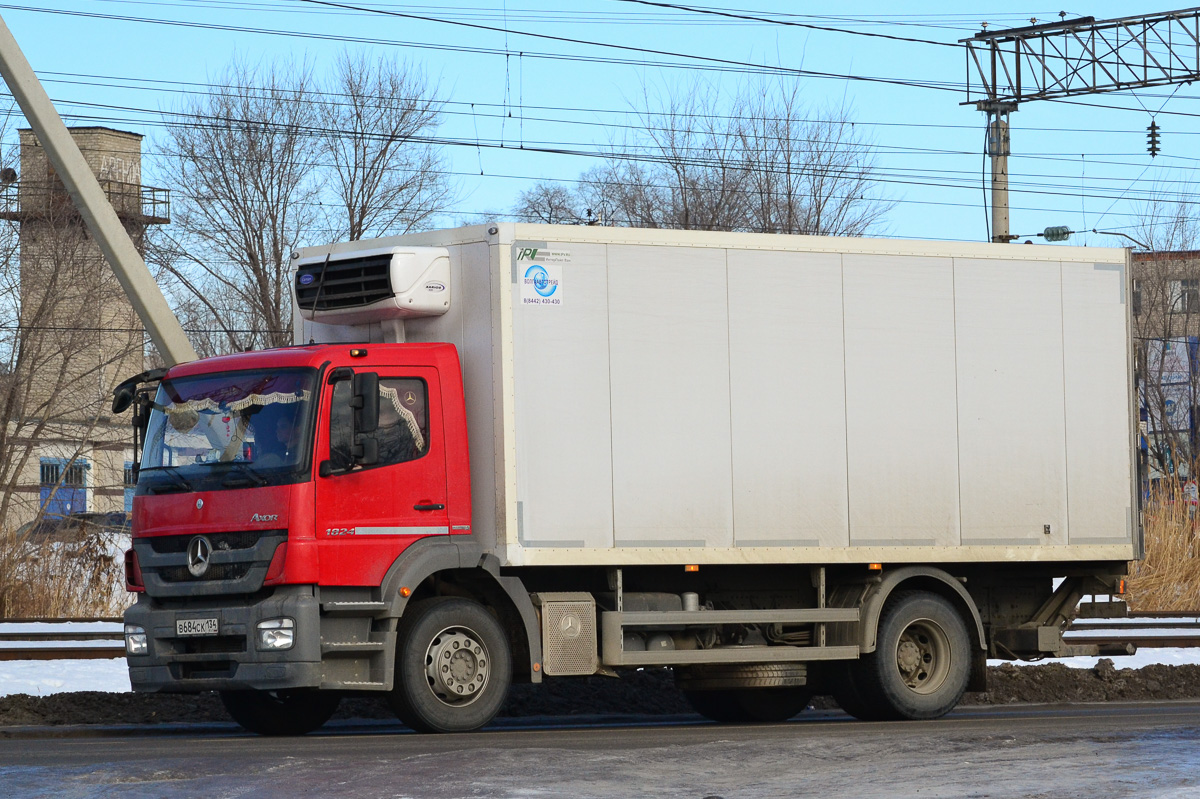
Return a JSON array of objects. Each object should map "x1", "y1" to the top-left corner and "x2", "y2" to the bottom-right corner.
[{"x1": 3, "y1": 703, "x2": 1200, "y2": 798}]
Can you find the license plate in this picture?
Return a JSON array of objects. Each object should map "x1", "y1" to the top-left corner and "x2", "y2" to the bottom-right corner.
[{"x1": 176, "y1": 618, "x2": 219, "y2": 637}]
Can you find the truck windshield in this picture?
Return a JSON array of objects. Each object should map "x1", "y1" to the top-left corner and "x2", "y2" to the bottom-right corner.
[{"x1": 139, "y1": 368, "x2": 318, "y2": 492}]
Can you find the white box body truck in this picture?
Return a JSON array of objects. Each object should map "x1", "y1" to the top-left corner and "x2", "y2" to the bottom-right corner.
[{"x1": 122, "y1": 224, "x2": 1138, "y2": 734}]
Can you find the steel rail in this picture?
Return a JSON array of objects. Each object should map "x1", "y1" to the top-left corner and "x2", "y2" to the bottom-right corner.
[{"x1": 2, "y1": 613, "x2": 1200, "y2": 662}]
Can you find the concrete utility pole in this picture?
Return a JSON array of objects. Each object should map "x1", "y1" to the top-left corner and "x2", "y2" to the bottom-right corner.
[
  {"x1": 963, "y1": 9, "x2": 1200, "y2": 244},
  {"x1": 0, "y1": 13, "x2": 197, "y2": 365},
  {"x1": 981, "y1": 101, "x2": 1017, "y2": 243}
]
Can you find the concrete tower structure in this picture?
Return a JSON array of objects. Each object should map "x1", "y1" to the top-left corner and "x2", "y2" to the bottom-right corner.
[{"x1": 3, "y1": 126, "x2": 168, "y2": 526}]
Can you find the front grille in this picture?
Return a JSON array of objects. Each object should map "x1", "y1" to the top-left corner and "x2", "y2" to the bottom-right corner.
[
  {"x1": 295, "y1": 254, "x2": 393, "y2": 311},
  {"x1": 135, "y1": 530, "x2": 286, "y2": 598},
  {"x1": 148, "y1": 530, "x2": 268, "y2": 554},
  {"x1": 160, "y1": 563, "x2": 252, "y2": 583}
]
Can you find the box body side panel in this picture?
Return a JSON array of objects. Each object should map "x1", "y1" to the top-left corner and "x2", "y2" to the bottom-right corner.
[
  {"x1": 510, "y1": 242, "x2": 615, "y2": 548},
  {"x1": 727, "y1": 249, "x2": 849, "y2": 548},
  {"x1": 842, "y1": 254, "x2": 961, "y2": 547},
  {"x1": 954, "y1": 257, "x2": 1069, "y2": 545},
  {"x1": 606, "y1": 245, "x2": 734, "y2": 547},
  {"x1": 1062, "y1": 262, "x2": 1133, "y2": 544}
]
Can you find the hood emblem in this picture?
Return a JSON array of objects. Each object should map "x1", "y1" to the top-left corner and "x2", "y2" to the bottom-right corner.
[
  {"x1": 187, "y1": 535, "x2": 213, "y2": 578},
  {"x1": 196, "y1": 498, "x2": 204, "y2": 510}
]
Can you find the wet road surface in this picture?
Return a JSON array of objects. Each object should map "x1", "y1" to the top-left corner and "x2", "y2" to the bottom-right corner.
[{"x1": 2, "y1": 702, "x2": 1200, "y2": 798}]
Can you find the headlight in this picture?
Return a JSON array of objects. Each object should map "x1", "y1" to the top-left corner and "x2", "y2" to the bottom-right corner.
[
  {"x1": 256, "y1": 618, "x2": 295, "y2": 650},
  {"x1": 124, "y1": 624, "x2": 148, "y2": 656}
]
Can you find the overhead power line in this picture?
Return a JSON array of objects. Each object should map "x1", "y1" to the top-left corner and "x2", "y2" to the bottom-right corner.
[
  {"x1": 0, "y1": 3, "x2": 962, "y2": 92},
  {"x1": 35, "y1": 69, "x2": 1200, "y2": 139},
  {"x1": 612, "y1": 0, "x2": 960, "y2": 47}
]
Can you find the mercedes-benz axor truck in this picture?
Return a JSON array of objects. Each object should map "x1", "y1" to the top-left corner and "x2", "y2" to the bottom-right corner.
[{"x1": 117, "y1": 225, "x2": 1139, "y2": 734}]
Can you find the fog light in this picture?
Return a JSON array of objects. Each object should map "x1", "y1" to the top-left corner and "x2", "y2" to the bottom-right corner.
[
  {"x1": 124, "y1": 624, "x2": 148, "y2": 656},
  {"x1": 256, "y1": 618, "x2": 295, "y2": 650}
]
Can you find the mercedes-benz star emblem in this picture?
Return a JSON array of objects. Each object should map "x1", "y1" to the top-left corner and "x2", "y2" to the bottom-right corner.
[{"x1": 186, "y1": 535, "x2": 213, "y2": 578}]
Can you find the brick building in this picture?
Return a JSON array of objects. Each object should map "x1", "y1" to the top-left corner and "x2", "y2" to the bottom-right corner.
[{"x1": 1, "y1": 127, "x2": 168, "y2": 528}]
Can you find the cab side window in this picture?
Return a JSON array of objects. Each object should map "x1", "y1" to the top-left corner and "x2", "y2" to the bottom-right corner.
[
  {"x1": 375, "y1": 378, "x2": 429, "y2": 465},
  {"x1": 328, "y1": 380, "x2": 354, "y2": 470}
]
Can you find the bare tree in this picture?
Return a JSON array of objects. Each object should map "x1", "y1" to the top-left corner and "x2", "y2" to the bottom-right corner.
[
  {"x1": 1129, "y1": 188, "x2": 1200, "y2": 481},
  {"x1": 512, "y1": 181, "x2": 586, "y2": 224},
  {"x1": 162, "y1": 57, "x2": 321, "y2": 351},
  {"x1": 321, "y1": 52, "x2": 453, "y2": 240},
  {"x1": 739, "y1": 80, "x2": 890, "y2": 236},
  {"x1": 519, "y1": 77, "x2": 891, "y2": 235}
]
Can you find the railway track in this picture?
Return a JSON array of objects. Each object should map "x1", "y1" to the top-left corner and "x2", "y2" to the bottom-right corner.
[
  {"x1": 2, "y1": 613, "x2": 1200, "y2": 661},
  {"x1": 0, "y1": 618, "x2": 124, "y2": 661}
]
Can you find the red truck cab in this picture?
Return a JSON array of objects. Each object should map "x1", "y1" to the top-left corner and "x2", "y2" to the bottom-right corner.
[{"x1": 123, "y1": 342, "x2": 477, "y2": 705}]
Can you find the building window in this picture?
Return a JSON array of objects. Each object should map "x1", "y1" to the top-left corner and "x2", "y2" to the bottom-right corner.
[
  {"x1": 39, "y1": 457, "x2": 88, "y2": 516},
  {"x1": 1133, "y1": 279, "x2": 1142, "y2": 316},
  {"x1": 39, "y1": 461, "x2": 60, "y2": 486},
  {"x1": 1170, "y1": 279, "x2": 1200, "y2": 314}
]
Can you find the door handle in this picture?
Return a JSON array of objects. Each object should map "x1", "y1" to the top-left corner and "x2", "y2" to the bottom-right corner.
[{"x1": 414, "y1": 503, "x2": 445, "y2": 511}]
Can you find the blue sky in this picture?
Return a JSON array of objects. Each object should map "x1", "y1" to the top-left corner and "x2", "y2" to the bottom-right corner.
[{"x1": 3, "y1": 1, "x2": 1198, "y2": 246}]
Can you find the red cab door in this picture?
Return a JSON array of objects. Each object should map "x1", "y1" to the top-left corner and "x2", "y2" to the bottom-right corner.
[{"x1": 314, "y1": 367, "x2": 449, "y2": 585}]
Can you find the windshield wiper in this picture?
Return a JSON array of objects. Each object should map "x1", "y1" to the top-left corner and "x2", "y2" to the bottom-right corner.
[
  {"x1": 144, "y1": 465, "x2": 192, "y2": 494},
  {"x1": 221, "y1": 462, "x2": 269, "y2": 488}
]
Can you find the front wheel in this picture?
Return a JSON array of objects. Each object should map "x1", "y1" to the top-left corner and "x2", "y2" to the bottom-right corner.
[
  {"x1": 386, "y1": 597, "x2": 512, "y2": 733},
  {"x1": 851, "y1": 591, "x2": 971, "y2": 721},
  {"x1": 219, "y1": 689, "x2": 340, "y2": 736}
]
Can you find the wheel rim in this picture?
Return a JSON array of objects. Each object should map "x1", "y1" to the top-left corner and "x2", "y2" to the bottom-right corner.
[
  {"x1": 894, "y1": 617, "x2": 952, "y2": 695},
  {"x1": 424, "y1": 625, "x2": 491, "y2": 707}
]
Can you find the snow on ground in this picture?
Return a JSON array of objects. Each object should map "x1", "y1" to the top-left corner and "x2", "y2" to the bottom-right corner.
[
  {"x1": 988, "y1": 648, "x2": 1200, "y2": 670},
  {"x1": 0, "y1": 658, "x2": 131, "y2": 696}
]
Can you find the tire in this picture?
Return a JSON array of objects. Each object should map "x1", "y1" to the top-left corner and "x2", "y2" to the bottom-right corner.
[
  {"x1": 219, "y1": 689, "x2": 340, "y2": 736},
  {"x1": 386, "y1": 597, "x2": 512, "y2": 733},
  {"x1": 852, "y1": 591, "x2": 971, "y2": 721},
  {"x1": 827, "y1": 666, "x2": 885, "y2": 721},
  {"x1": 684, "y1": 687, "x2": 813, "y2": 723},
  {"x1": 683, "y1": 689, "x2": 743, "y2": 722}
]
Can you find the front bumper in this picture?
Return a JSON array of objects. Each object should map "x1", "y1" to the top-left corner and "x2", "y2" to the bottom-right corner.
[{"x1": 124, "y1": 585, "x2": 322, "y2": 693}]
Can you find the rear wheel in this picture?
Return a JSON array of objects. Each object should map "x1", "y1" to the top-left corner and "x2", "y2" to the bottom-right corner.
[
  {"x1": 852, "y1": 591, "x2": 971, "y2": 721},
  {"x1": 684, "y1": 687, "x2": 813, "y2": 723},
  {"x1": 219, "y1": 689, "x2": 340, "y2": 736},
  {"x1": 386, "y1": 597, "x2": 512, "y2": 733}
]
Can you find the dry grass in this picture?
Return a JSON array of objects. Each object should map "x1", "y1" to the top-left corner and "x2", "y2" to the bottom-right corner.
[
  {"x1": 1127, "y1": 485, "x2": 1200, "y2": 612},
  {"x1": 0, "y1": 527, "x2": 132, "y2": 618}
]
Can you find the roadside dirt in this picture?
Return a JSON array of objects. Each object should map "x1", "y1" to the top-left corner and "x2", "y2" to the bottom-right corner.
[{"x1": 3, "y1": 659, "x2": 1200, "y2": 728}]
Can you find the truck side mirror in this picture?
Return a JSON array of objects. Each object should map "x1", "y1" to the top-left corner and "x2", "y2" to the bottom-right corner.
[
  {"x1": 353, "y1": 436, "x2": 379, "y2": 467},
  {"x1": 324, "y1": 370, "x2": 380, "y2": 474},
  {"x1": 351, "y1": 372, "x2": 379, "y2": 434},
  {"x1": 112, "y1": 386, "x2": 134, "y2": 414}
]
